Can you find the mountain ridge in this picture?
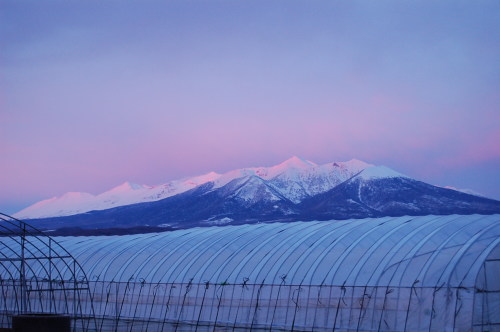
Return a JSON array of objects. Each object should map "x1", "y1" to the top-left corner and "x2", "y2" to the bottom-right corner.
[
  {"x1": 14, "y1": 157, "x2": 371, "y2": 219},
  {"x1": 14, "y1": 157, "x2": 500, "y2": 232}
]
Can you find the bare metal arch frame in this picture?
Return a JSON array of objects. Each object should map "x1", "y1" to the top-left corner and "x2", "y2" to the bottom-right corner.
[{"x1": 0, "y1": 213, "x2": 97, "y2": 331}]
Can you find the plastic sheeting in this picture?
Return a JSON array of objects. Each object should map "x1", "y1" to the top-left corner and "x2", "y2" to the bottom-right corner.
[
  {"x1": 53, "y1": 214, "x2": 499, "y2": 288},
  {"x1": 2, "y1": 214, "x2": 499, "y2": 331}
]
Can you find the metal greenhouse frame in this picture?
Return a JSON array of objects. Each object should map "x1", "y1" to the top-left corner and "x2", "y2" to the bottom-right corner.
[
  {"x1": 0, "y1": 213, "x2": 97, "y2": 331},
  {"x1": 1, "y1": 214, "x2": 498, "y2": 331}
]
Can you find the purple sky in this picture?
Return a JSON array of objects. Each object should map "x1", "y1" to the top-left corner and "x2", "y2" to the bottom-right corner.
[{"x1": 1, "y1": 1, "x2": 499, "y2": 214}]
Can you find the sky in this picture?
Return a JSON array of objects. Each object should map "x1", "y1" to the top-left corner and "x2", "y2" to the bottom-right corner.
[{"x1": 1, "y1": 0, "x2": 499, "y2": 214}]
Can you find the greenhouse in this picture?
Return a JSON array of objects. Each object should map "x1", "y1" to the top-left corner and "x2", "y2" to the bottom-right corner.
[
  {"x1": 0, "y1": 213, "x2": 96, "y2": 331},
  {"x1": 1, "y1": 214, "x2": 499, "y2": 331}
]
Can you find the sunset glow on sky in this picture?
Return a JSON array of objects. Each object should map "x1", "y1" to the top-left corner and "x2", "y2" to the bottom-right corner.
[{"x1": 1, "y1": 1, "x2": 499, "y2": 213}]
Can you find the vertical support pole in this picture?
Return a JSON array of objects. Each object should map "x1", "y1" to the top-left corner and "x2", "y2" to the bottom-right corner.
[
  {"x1": 73, "y1": 259, "x2": 77, "y2": 331},
  {"x1": 20, "y1": 222, "x2": 27, "y2": 314},
  {"x1": 49, "y1": 238, "x2": 53, "y2": 313}
]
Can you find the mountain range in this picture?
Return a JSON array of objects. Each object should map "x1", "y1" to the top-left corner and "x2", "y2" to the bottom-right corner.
[{"x1": 15, "y1": 156, "x2": 500, "y2": 232}]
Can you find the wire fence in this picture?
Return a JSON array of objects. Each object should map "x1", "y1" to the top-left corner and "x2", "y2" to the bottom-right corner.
[
  {"x1": 0, "y1": 279, "x2": 497, "y2": 331},
  {"x1": 1, "y1": 279, "x2": 486, "y2": 332},
  {"x1": 0, "y1": 279, "x2": 96, "y2": 331}
]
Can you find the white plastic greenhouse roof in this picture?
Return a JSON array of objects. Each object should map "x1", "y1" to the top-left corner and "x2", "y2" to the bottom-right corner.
[{"x1": 7, "y1": 214, "x2": 500, "y2": 288}]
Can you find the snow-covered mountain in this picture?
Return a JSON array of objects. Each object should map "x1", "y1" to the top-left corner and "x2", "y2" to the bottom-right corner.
[
  {"x1": 14, "y1": 156, "x2": 371, "y2": 219},
  {"x1": 14, "y1": 156, "x2": 500, "y2": 233},
  {"x1": 14, "y1": 178, "x2": 212, "y2": 219},
  {"x1": 297, "y1": 168, "x2": 500, "y2": 219}
]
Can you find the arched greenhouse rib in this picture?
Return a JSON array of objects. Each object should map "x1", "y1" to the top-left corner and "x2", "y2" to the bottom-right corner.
[
  {"x1": 0, "y1": 212, "x2": 97, "y2": 331},
  {"x1": 1, "y1": 214, "x2": 498, "y2": 331}
]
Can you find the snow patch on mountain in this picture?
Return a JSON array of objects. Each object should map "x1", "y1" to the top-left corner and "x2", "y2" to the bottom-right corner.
[
  {"x1": 227, "y1": 176, "x2": 283, "y2": 203},
  {"x1": 107, "y1": 182, "x2": 148, "y2": 193},
  {"x1": 206, "y1": 217, "x2": 233, "y2": 225},
  {"x1": 443, "y1": 186, "x2": 484, "y2": 197},
  {"x1": 267, "y1": 159, "x2": 373, "y2": 203},
  {"x1": 356, "y1": 166, "x2": 407, "y2": 180},
  {"x1": 15, "y1": 192, "x2": 96, "y2": 219}
]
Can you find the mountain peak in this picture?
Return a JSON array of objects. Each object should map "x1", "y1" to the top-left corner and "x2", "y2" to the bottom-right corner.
[
  {"x1": 183, "y1": 171, "x2": 221, "y2": 185},
  {"x1": 341, "y1": 159, "x2": 374, "y2": 169},
  {"x1": 356, "y1": 165, "x2": 407, "y2": 180},
  {"x1": 275, "y1": 156, "x2": 317, "y2": 169},
  {"x1": 108, "y1": 181, "x2": 146, "y2": 193}
]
